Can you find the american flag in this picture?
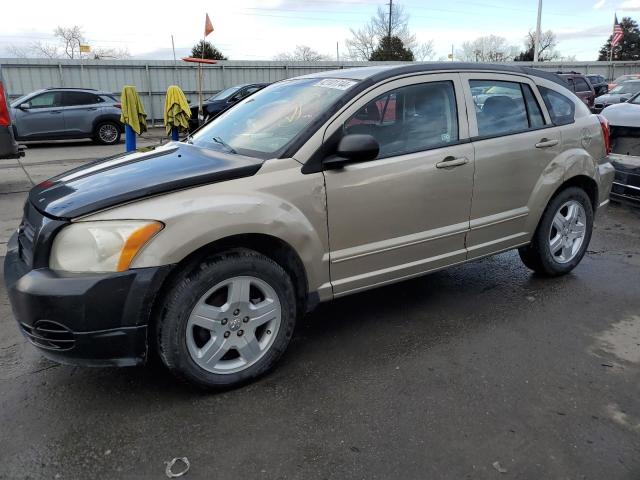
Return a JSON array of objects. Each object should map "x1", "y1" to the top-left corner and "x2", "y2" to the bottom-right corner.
[{"x1": 612, "y1": 15, "x2": 623, "y2": 48}]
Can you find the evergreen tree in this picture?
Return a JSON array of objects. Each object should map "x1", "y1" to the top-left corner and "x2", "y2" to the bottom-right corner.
[
  {"x1": 369, "y1": 36, "x2": 414, "y2": 61},
  {"x1": 191, "y1": 40, "x2": 227, "y2": 60}
]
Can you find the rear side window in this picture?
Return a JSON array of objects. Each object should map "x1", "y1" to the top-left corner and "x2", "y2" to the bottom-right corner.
[
  {"x1": 574, "y1": 77, "x2": 591, "y2": 92},
  {"x1": 470, "y1": 80, "x2": 545, "y2": 137},
  {"x1": 539, "y1": 86, "x2": 575, "y2": 126},
  {"x1": 62, "y1": 92, "x2": 100, "y2": 106},
  {"x1": 344, "y1": 81, "x2": 458, "y2": 158}
]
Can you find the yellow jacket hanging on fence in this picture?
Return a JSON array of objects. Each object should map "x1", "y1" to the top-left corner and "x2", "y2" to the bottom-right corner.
[
  {"x1": 164, "y1": 85, "x2": 192, "y2": 135},
  {"x1": 120, "y1": 85, "x2": 147, "y2": 135}
]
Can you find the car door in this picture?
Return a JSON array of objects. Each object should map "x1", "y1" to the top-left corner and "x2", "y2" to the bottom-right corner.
[
  {"x1": 61, "y1": 91, "x2": 102, "y2": 135},
  {"x1": 322, "y1": 74, "x2": 474, "y2": 296},
  {"x1": 460, "y1": 73, "x2": 561, "y2": 259},
  {"x1": 12, "y1": 91, "x2": 64, "y2": 139},
  {"x1": 574, "y1": 76, "x2": 595, "y2": 108}
]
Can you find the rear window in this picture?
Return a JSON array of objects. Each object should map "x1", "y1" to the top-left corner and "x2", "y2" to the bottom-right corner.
[
  {"x1": 539, "y1": 86, "x2": 575, "y2": 126},
  {"x1": 574, "y1": 77, "x2": 591, "y2": 93}
]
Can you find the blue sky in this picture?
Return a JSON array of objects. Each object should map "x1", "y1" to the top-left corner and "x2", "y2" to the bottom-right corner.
[{"x1": 2, "y1": 0, "x2": 639, "y2": 60}]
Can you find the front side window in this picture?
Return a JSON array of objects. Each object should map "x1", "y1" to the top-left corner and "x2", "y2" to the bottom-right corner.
[
  {"x1": 470, "y1": 80, "x2": 533, "y2": 136},
  {"x1": 29, "y1": 92, "x2": 60, "y2": 108},
  {"x1": 192, "y1": 78, "x2": 357, "y2": 159},
  {"x1": 539, "y1": 86, "x2": 575, "y2": 125},
  {"x1": 343, "y1": 81, "x2": 459, "y2": 158}
]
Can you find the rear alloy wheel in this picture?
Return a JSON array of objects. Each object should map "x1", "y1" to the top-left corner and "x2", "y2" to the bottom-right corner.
[
  {"x1": 157, "y1": 250, "x2": 297, "y2": 390},
  {"x1": 518, "y1": 187, "x2": 593, "y2": 276},
  {"x1": 94, "y1": 122, "x2": 121, "y2": 145}
]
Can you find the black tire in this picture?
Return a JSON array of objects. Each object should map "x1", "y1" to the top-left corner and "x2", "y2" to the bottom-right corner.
[
  {"x1": 93, "y1": 121, "x2": 122, "y2": 145},
  {"x1": 518, "y1": 187, "x2": 594, "y2": 276},
  {"x1": 156, "y1": 249, "x2": 297, "y2": 390}
]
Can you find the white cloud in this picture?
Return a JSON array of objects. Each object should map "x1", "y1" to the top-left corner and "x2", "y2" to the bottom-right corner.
[
  {"x1": 619, "y1": 0, "x2": 640, "y2": 10},
  {"x1": 593, "y1": 0, "x2": 607, "y2": 9}
]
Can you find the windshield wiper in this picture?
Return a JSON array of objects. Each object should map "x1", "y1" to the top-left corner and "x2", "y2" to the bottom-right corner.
[{"x1": 212, "y1": 136, "x2": 237, "y2": 154}]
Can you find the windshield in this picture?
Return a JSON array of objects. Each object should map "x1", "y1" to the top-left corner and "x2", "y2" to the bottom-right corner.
[
  {"x1": 208, "y1": 86, "x2": 242, "y2": 101},
  {"x1": 191, "y1": 78, "x2": 358, "y2": 159},
  {"x1": 610, "y1": 82, "x2": 640, "y2": 94},
  {"x1": 613, "y1": 75, "x2": 637, "y2": 84}
]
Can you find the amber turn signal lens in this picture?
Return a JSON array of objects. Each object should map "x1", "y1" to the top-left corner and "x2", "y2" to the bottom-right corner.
[{"x1": 116, "y1": 222, "x2": 163, "y2": 271}]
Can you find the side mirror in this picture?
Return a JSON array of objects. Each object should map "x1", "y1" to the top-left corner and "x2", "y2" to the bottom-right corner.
[
  {"x1": 19, "y1": 103, "x2": 30, "y2": 110},
  {"x1": 620, "y1": 98, "x2": 628, "y2": 103},
  {"x1": 323, "y1": 134, "x2": 380, "y2": 170}
]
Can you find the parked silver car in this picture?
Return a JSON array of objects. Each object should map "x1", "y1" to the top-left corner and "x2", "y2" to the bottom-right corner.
[{"x1": 10, "y1": 88, "x2": 123, "y2": 145}]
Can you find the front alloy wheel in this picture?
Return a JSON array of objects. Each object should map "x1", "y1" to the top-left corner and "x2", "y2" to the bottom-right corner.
[
  {"x1": 186, "y1": 276, "x2": 282, "y2": 374},
  {"x1": 156, "y1": 250, "x2": 297, "y2": 390}
]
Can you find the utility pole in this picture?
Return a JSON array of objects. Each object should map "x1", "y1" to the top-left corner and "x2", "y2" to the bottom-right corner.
[
  {"x1": 336, "y1": 41, "x2": 339, "y2": 62},
  {"x1": 533, "y1": 0, "x2": 542, "y2": 62},
  {"x1": 387, "y1": 0, "x2": 393, "y2": 57}
]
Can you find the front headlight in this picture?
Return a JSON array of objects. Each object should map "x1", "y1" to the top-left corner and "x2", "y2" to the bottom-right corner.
[{"x1": 50, "y1": 220, "x2": 163, "y2": 273}]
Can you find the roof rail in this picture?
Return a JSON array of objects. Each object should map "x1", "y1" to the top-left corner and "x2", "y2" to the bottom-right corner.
[{"x1": 44, "y1": 87, "x2": 98, "y2": 91}]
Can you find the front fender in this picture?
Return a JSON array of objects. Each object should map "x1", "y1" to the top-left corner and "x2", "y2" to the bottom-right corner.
[{"x1": 83, "y1": 159, "x2": 331, "y2": 299}]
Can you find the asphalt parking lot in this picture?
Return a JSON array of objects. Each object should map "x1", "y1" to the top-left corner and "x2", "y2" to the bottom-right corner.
[{"x1": 1, "y1": 140, "x2": 639, "y2": 479}]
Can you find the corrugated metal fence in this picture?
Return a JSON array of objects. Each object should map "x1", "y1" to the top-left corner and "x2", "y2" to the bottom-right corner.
[{"x1": 2, "y1": 58, "x2": 640, "y2": 125}]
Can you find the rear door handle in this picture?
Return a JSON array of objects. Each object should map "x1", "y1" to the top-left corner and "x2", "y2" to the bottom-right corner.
[
  {"x1": 87, "y1": 107, "x2": 98, "y2": 111},
  {"x1": 49, "y1": 111, "x2": 63, "y2": 115},
  {"x1": 436, "y1": 156, "x2": 469, "y2": 169},
  {"x1": 535, "y1": 138, "x2": 559, "y2": 148}
]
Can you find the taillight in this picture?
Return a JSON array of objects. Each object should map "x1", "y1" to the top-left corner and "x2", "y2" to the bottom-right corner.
[
  {"x1": 597, "y1": 114, "x2": 612, "y2": 155},
  {"x1": 114, "y1": 103, "x2": 121, "y2": 109},
  {"x1": 0, "y1": 82, "x2": 10, "y2": 127}
]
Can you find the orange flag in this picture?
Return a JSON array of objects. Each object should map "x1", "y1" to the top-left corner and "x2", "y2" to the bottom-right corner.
[{"x1": 205, "y1": 13, "x2": 214, "y2": 37}]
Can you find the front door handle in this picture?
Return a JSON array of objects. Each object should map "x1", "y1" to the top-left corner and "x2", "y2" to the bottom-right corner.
[
  {"x1": 87, "y1": 107, "x2": 98, "y2": 111},
  {"x1": 49, "y1": 111, "x2": 63, "y2": 115},
  {"x1": 436, "y1": 156, "x2": 469, "y2": 169},
  {"x1": 535, "y1": 138, "x2": 559, "y2": 148}
]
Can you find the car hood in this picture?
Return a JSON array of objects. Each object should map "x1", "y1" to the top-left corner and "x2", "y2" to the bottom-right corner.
[
  {"x1": 601, "y1": 102, "x2": 640, "y2": 127},
  {"x1": 29, "y1": 142, "x2": 263, "y2": 219},
  {"x1": 596, "y1": 93, "x2": 634, "y2": 104}
]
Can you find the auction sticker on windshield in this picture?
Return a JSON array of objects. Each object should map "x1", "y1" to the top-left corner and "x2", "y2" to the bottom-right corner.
[{"x1": 313, "y1": 79, "x2": 358, "y2": 90}]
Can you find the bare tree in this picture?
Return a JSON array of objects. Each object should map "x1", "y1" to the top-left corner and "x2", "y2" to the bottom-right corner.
[
  {"x1": 274, "y1": 45, "x2": 330, "y2": 61},
  {"x1": 32, "y1": 41, "x2": 62, "y2": 58},
  {"x1": 4, "y1": 44, "x2": 31, "y2": 58},
  {"x1": 514, "y1": 30, "x2": 559, "y2": 61},
  {"x1": 54, "y1": 26, "x2": 84, "y2": 59},
  {"x1": 346, "y1": 3, "x2": 429, "y2": 61},
  {"x1": 414, "y1": 41, "x2": 436, "y2": 61},
  {"x1": 5, "y1": 25, "x2": 129, "y2": 60},
  {"x1": 456, "y1": 35, "x2": 519, "y2": 62}
]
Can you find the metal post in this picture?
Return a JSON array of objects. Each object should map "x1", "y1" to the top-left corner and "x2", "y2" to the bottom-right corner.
[
  {"x1": 145, "y1": 64, "x2": 154, "y2": 128},
  {"x1": 125, "y1": 125, "x2": 136, "y2": 152},
  {"x1": 533, "y1": 0, "x2": 542, "y2": 63}
]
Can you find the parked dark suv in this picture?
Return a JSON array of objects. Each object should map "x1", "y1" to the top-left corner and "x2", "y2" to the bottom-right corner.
[
  {"x1": 557, "y1": 72, "x2": 596, "y2": 110},
  {"x1": 586, "y1": 74, "x2": 608, "y2": 96},
  {"x1": 11, "y1": 88, "x2": 123, "y2": 145},
  {"x1": 189, "y1": 83, "x2": 269, "y2": 131},
  {"x1": 0, "y1": 65, "x2": 22, "y2": 159}
]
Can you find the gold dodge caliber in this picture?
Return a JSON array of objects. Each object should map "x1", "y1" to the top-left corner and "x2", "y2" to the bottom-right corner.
[{"x1": 5, "y1": 64, "x2": 615, "y2": 389}]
